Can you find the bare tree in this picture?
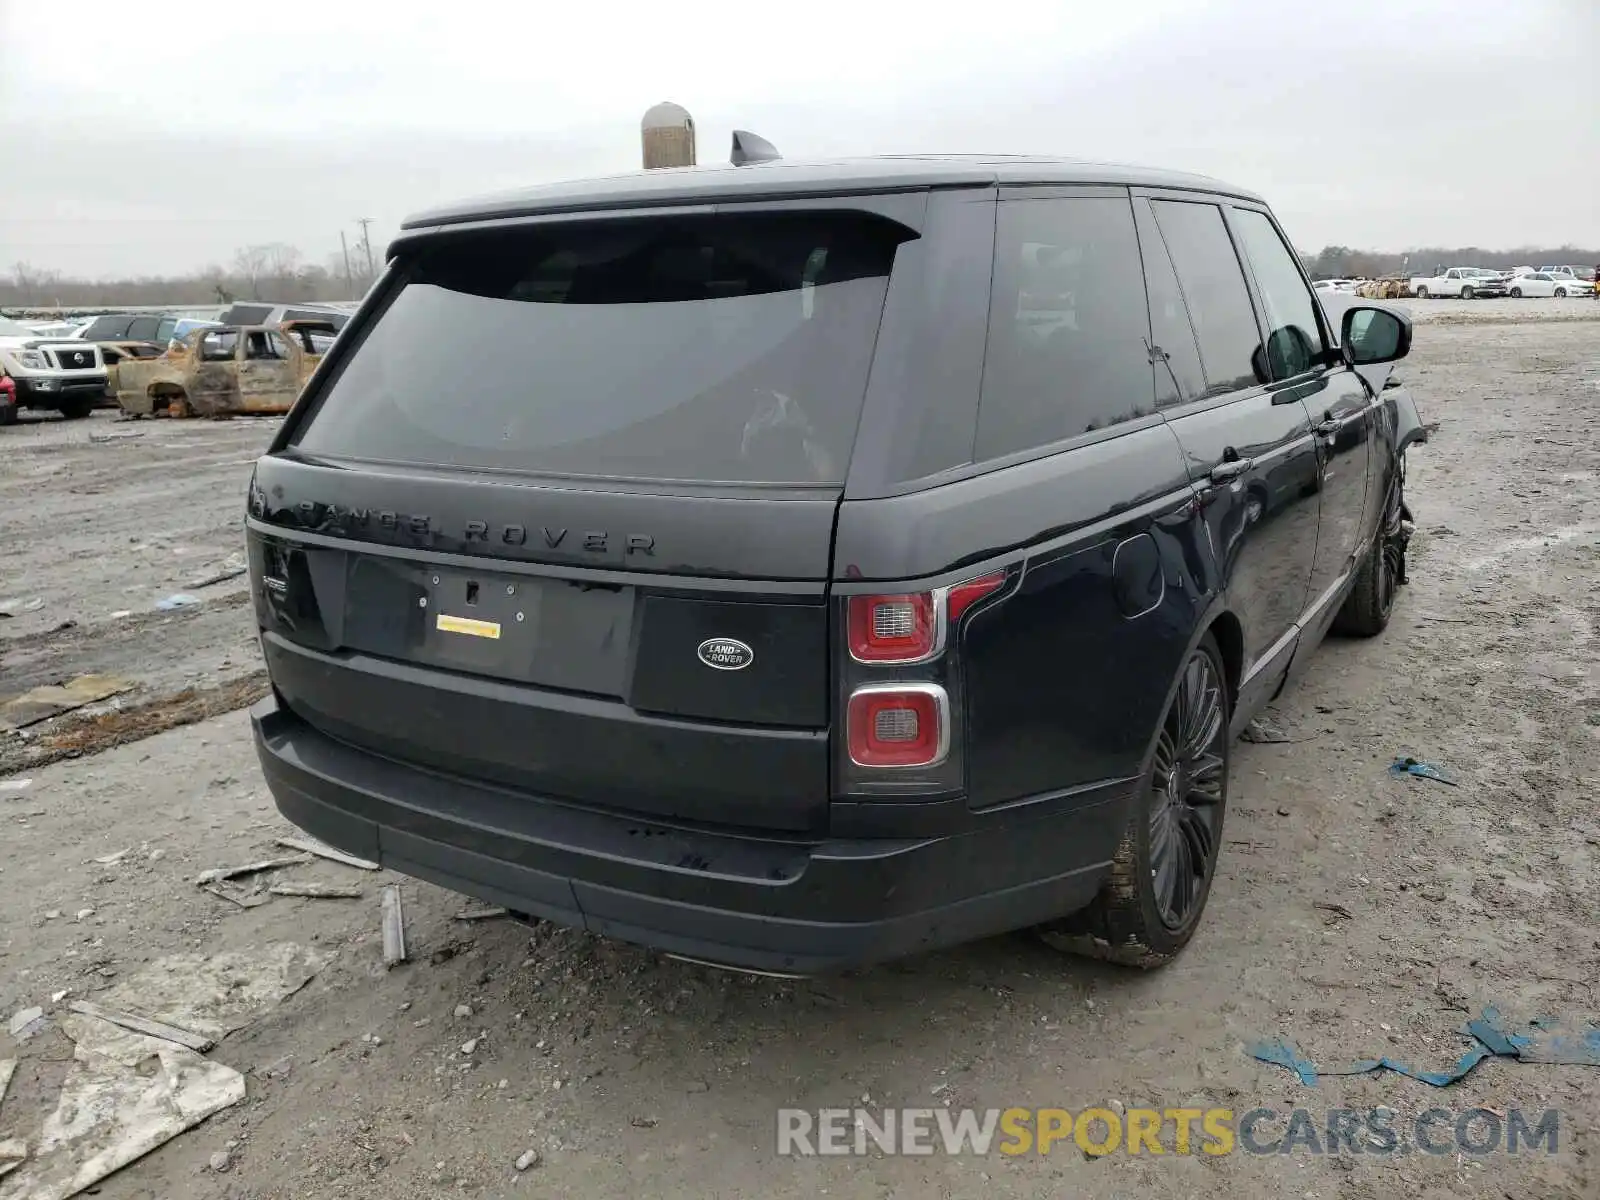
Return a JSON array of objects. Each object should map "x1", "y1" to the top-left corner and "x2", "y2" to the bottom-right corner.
[{"x1": 231, "y1": 245, "x2": 272, "y2": 300}]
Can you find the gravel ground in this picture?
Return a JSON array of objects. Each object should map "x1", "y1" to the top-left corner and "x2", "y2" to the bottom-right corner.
[{"x1": 1, "y1": 310, "x2": 1597, "y2": 1199}]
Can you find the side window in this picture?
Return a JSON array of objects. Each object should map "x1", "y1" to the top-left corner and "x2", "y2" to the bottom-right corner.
[
  {"x1": 975, "y1": 193, "x2": 1154, "y2": 459},
  {"x1": 198, "y1": 331, "x2": 237, "y2": 362},
  {"x1": 245, "y1": 331, "x2": 289, "y2": 360},
  {"x1": 1133, "y1": 202, "x2": 1206, "y2": 406},
  {"x1": 127, "y1": 316, "x2": 160, "y2": 340},
  {"x1": 1149, "y1": 200, "x2": 1263, "y2": 395},
  {"x1": 1230, "y1": 209, "x2": 1325, "y2": 381},
  {"x1": 155, "y1": 317, "x2": 177, "y2": 343}
]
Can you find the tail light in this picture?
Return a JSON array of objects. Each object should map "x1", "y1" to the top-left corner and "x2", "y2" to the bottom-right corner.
[
  {"x1": 840, "y1": 569, "x2": 1009, "y2": 783},
  {"x1": 847, "y1": 573, "x2": 1006, "y2": 664},
  {"x1": 847, "y1": 684, "x2": 949, "y2": 768}
]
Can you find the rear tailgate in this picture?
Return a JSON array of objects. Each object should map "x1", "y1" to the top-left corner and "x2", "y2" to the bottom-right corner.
[{"x1": 251, "y1": 206, "x2": 916, "y2": 833}]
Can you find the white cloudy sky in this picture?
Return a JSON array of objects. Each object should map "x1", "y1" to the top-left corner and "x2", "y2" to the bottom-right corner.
[{"x1": 1, "y1": 0, "x2": 1595, "y2": 278}]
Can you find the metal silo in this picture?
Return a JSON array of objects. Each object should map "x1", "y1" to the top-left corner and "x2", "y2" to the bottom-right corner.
[{"x1": 642, "y1": 101, "x2": 696, "y2": 169}]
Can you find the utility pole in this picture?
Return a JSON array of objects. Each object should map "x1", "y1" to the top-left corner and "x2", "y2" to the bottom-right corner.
[
  {"x1": 340, "y1": 230, "x2": 355, "y2": 298},
  {"x1": 356, "y1": 218, "x2": 376, "y2": 280}
]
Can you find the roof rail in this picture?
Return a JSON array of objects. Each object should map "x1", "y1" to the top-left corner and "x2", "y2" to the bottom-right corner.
[{"x1": 730, "y1": 130, "x2": 780, "y2": 166}]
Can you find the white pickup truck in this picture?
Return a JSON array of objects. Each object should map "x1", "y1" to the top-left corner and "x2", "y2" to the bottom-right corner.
[
  {"x1": 1408, "y1": 267, "x2": 1508, "y2": 299},
  {"x1": 0, "y1": 316, "x2": 109, "y2": 421}
]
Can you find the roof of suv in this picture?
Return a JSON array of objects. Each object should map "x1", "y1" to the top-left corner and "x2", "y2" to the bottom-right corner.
[{"x1": 399, "y1": 154, "x2": 1262, "y2": 232}]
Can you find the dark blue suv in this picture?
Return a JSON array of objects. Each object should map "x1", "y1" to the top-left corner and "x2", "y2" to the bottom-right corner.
[{"x1": 245, "y1": 151, "x2": 1425, "y2": 974}]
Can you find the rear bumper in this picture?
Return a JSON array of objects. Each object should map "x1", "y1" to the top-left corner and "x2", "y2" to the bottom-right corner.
[{"x1": 252, "y1": 694, "x2": 1128, "y2": 974}]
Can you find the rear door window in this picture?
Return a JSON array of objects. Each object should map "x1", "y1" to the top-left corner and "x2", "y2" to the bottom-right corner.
[
  {"x1": 1149, "y1": 200, "x2": 1264, "y2": 395},
  {"x1": 1133, "y1": 202, "x2": 1206, "y2": 406},
  {"x1": 1230, "y1": 208, "x2": 1326, "y2": 380},
  {"x1": 295, "y1": 212, "x2": 911, "y2": 486},
  {"x1": 975, "y1": 192, "x2": 1154, "y2": 459},
  {"x1": 127, "y1": 316, "x2": 160, "y2": 341}
]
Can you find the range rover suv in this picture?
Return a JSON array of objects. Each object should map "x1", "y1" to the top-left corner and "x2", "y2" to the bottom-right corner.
[{"x1": 248, "y1": 152, "x2": 1424, "y2": 974}]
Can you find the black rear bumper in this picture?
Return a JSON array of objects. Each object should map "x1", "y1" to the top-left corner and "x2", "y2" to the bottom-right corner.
[{"x1": 252, "y1": 694, "x2": 1128, "y2": 974}]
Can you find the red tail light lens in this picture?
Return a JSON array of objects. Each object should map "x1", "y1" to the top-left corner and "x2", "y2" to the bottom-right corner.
[
  {"x1": 847, "y1": 684, "x2": 949, "y2": 767},
  {"x1": 946, "y1": 572, "x2": 1006, "y2": 623},
  {"x1": 848, "y1": 593, "x2": 936, "y2": 662}
]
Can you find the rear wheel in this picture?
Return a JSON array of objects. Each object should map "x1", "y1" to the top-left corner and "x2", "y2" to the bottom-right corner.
[
  {"x1": 57, "y1": 396, "x2": 93, "y2": 420},
  {"x1": 1415, "y1": 286, "x2": 1429, "y2": 298},
  {"x1": 1038, "y1": 634, "x2": 1230, "y2": 968},
  {"x1": 1333, "y1": 459, "x2": 1409, "y2": 637}
]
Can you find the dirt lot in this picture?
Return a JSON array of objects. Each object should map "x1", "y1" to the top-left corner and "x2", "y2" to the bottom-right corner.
[{"x1": 2, "y1": 304, "x2": 1597, "y2": 1199}]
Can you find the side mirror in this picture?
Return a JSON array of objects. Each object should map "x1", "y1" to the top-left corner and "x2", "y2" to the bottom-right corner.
[{"x1": 1341, "y1": 305, "x2": 1412, "y2": 366}]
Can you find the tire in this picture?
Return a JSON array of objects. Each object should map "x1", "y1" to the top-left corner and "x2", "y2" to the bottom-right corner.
[
  {"x1": 0, "y1": 402, "x2": 17, "y2": 427},
  {"x1": 1510, "y1": 287, "x2": 1522, "y2": 298},
  {"x1": 1415, "y1": 286, "x2": 1429, "y2": 298},
  {"x1": 1460, "y1": 286, "x2": 1474, "y2": 299},
  {"x1": 1037, "y1": 633, "x2": 1230, "y2": 968},
  {"x1": 1332, "y1": 458, "x2": 1410, "y2": 637},
  {"x1": 56, "y1": 396, "x2": 93, "y2": 420},
  {"x1": 1555, "y1": 288, "x2": 1569, "y2": 298}
]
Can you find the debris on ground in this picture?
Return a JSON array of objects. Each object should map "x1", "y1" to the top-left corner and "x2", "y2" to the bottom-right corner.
[
  {"x1": 0, "y1": 597, "x2": 44, "y2": 618},
  {"x1": 274, "y1": 836, "x2": 379, "y2": 871},
  {"x1": 0, "y1": 674, "x2": 136, "y2": 732},
  {"x1": 95, "y1": 943, "x2": 330, "y2": 1040},
  {"x1": 195, "y1": 854, "x2": 312, "y2": 886},
  {"x1": 267, "y1": 882, "x2": 363, "y2": 899},
  {"x1": 154, "y1": 594, "x2": 201, "y2": 611},
  {"x1": 1389, "y1": 756, "x2": 1457, "y2": 785},
  {"x1": 0, "y1": 778, "x2": 33, "y2": 793},
  {"x1": 186, "y1": 554, "x2": 247, "y2": 591},
  {"x1": 90, "y1": 849, "x2": 129, "y2": 866},
  {"x1": 382, "y1": 886, "x2": 408, "y2": 967},
  {"x1": 515, "y1": 1149, "x2": 541, "y2": 1171},
  {"x1": 2, "y1": 1012, "x2": 246, "y2": 1200},
  {"x1": 8, "y1": 1007, "x2": 46, "y2": 1041},
  {"x1": 1250, "y1": 1006, "x2": 1600, "y2": 1087},
  {"x1": 454, "y1": 905, "x2": 508, "y2": 921},
  {"x1": 1312, "y1": 902, "x2": 1354, "y2": 921},
  {"x1": 1241, "y1": 718, "x2": 1292, "y2": 744},
  {"x1": 209, "y1": 1149, "x2": 232, "y2": 1172},
  {"x1": 13, "y1": 672, "x2": 269, "y2": 771},
  {"x1": 67, "y1": 1000, "x2": 215, "y2": 1053},
  {"x1": 0, "y1": 1058, "x2": 16, "y2": 1106},
  {"x1": 202, "y1": 882, "x2": 271, "y2": 909},
  {"x1": 0, "y1": 1138, "x2": 26, "y2": 1180}
]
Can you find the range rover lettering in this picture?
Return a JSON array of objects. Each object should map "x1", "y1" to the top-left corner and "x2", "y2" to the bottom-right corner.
[{"x1": 249, "y1": 145, "x2": 1425, "y2": 974}]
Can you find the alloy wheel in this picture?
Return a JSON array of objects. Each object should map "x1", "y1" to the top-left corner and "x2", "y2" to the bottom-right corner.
[{"x1": 1147, "y1": 649, "x2": 1227, "y2": 930}]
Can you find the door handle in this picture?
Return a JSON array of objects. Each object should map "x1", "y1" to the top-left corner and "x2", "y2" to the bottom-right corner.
[
  {"x1": 1314, "y1": 419, "x2": 1343, "y2": 438},
  {"x1": 1208, "y1": 457, "x2": 1252, "y2": 484}
]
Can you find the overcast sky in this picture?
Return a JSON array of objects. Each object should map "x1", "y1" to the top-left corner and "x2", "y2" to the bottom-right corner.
[{"x1": 1, "y1": 0, "x2": 1595, "y2": 279}]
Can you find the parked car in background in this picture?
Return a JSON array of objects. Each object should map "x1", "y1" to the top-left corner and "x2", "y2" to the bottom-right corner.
[
  {"x1": 217, "y1": 302, "x2": 351, "y2": 332},
  {"x1": 1504, "y1": 272, "x2": 1587, "y2": 298},
  {"x1": 74, "y1": 312, "x2": 181, "y2": 344},
  {"x1": 117, "y1": 320, "x2": 337, "y2": 417},
  {"x1": 1408, "y1": 267, "x2": 1507, "y2": 298},
  {"x1": 1536, "y1": 266, "x2": 1595, "y2": 283},
  {"x1": 0, "y1": 316, "x2": 108, "y2": 418},
  {"x1": 247, "y1": 152, "x2": 1424, "y2": 974},
  {"x1": 1314, "y1": 278, "x2": 1357, "y2": 295},
  {"x1": 0, "y1": 372, "x2": 16, "y2": 426},
  {"x1": 24, "y1": 320, "x2": 86, "y2": 339},
  {"x1": 169, "y1": 317, "x2": 224, "y2": 348}
]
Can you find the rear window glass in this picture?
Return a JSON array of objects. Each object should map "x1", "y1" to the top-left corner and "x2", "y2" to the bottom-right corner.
[{"x1": 295, "y1": 213, "x2": 911, "y2": 485}]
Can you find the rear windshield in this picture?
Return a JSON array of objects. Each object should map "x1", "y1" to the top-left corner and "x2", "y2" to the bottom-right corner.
[{"x1": 294, "y1": 212, "x2": 909, "y2": 485}]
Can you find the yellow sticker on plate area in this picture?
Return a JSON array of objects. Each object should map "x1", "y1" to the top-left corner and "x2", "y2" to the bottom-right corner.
[{"x1": 435, "y1": 613, "x2": 502, "y2": 640}]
